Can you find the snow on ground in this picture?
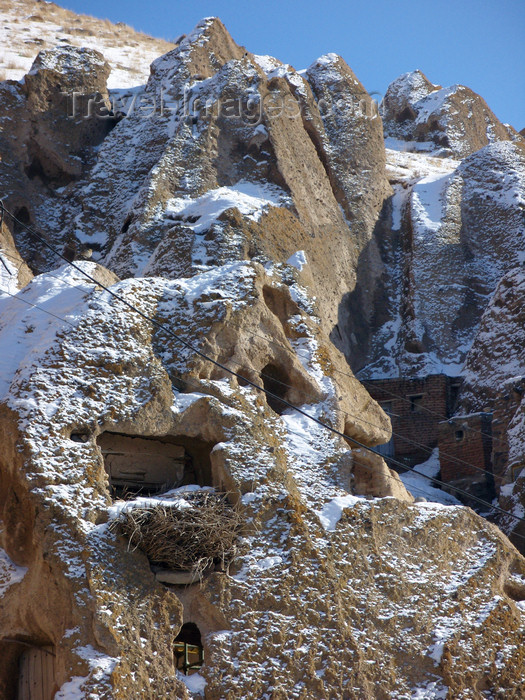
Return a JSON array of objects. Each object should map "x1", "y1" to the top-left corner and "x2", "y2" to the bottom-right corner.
[
  {"x1": 1, "y1": 208, "x2": 522, "y2": 698},
  {"x1": 411, "y1": 170, "x2": 454, "y2": 233},
  {"x1": 0, "y1": 253, "x2": 20, "y2": 295},
  {"x1": 177, "y1": 671, "x2": 207, "y2": 695},
  {"x1": 286, "y1": 250, "x2": 308, "y2": 271},
  {"x1": 401, "y1": 449, "x2": 462, "y2": 506},
  {"x1": 385, "y1": 145, "x2": 460, "y2": 183},
  {"x1": 0, "y1": 0, "x2": 174, "y2": 88},
  {"x1": 54, "y1": 645, "x2": 120, "y2": 699},
  {"x1": 362, "y1": 143, "x2": 485, "y2": 380},
  {"x1": 0, "y1": 261, "x2": 98, "y2": 402},
  {"x1": 253, "y1": 54, "x2": 308, "y2": 97},
  {"x1": 316, "y1": 495, "x2": 363, "y2": 531}
]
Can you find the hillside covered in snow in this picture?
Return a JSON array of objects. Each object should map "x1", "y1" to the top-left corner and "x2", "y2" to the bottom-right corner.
[{"x1": 1, "y1": 4, "x2": 525, "y2": 699}]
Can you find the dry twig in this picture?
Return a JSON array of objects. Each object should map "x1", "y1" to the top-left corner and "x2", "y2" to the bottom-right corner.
[{"x1": 111, "y1": 491, "x2": 243, "y2": 576}]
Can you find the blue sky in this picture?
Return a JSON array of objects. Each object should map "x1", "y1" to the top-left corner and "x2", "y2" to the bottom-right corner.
[{"x1": 62, "y1": 0, "x2": 524, "y2": 129}]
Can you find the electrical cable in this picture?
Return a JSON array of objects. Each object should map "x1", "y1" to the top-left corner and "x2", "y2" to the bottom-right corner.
[
  {"x1": 1, "y1": 200, "x2": 524, "y2": 533},
  {"x1": 0, "y1": 246, "x2": 505, "y2": 487},
  {"x1": 0, "y1": 286, "x2": 76, "y2": 326},
  {"x1": 360, "y1": 378, "x2": 500, "y2": 447}
]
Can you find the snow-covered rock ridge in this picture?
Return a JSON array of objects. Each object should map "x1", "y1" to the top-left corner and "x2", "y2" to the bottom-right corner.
[{"x1": 0, "y1": 5, "x2": 525, "y2": 699}]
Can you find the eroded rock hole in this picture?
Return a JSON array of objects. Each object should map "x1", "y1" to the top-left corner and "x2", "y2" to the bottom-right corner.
[
  {"x1": 97, "y1": 432, "x2": 217, "y2": 499},
  {"x1": 261, "y1": 363, "x2": 290, "y2": 415},
  {"x1": 70, "y1": 431, "x2": 90, "y2": 443},
  {"x1": 396, "y1": 106, "x2": 416, "y2": 123},
  {"x1": 504, "y1": 577, "x2": 525, "y2": 602},
  {"x1": 24, "y1": 143, "x2": 77, "y2": 187},
  {"x1": 13, "y1": 207, "x2": 31, "y2": 236},
  {"x1": 174, "y1": 623, "x2": 204, "y2": 676},
  {"x1": 121, "y1": 216, "x2": 133, "y2": 233},
  {"x1": 262, "y1": 284, "x2": 300, "y2": 325}
]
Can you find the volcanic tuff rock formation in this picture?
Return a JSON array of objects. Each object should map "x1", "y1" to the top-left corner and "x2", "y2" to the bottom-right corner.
[
  {"x1": 348, "y1": 140, "x2": 525, "y2": 379},
  {"x1": 381, "y1": 69, "x2": 516, "y2": 158},
  {"x1": 1, "y1": 17, "x2": 392, "y2": 351},
  {"x1": 459, "y1": 269, "x2": 525, "y2": 548},
  {"x1": 0, "y1": 260, "x2": 524, "y2": 699},
  {"x1": 1, "y1": 7, "x2": 525, "y2": 699}
]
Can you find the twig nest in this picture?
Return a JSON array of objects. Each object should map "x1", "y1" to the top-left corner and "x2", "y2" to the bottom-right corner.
[{"x1": 111, "y1": 491, "x2": 243, "y2": 576}]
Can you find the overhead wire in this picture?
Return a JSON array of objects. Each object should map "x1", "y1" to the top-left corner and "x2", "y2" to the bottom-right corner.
[
  {"x1": 173, "y1": 373, "x2": 474, "y2": 506},
  {"x1": 0, "y1": 237, "x2": 504, "y2": 452},
  {"x1": 1, "y1": 200, "x2": 524, "y2": 535},
  {"x1": 360, "y1": 377, "x2": 500, "y2": 447},
  {"x1": 145, "y1": 370, "x2": 519, "y2": 526},
  {"x1": 0, "y1": 285, "x2": 76, "y2": 326},
  {"x1": 0, "y1": 246, "x2": 505, "y2": 487},
  {"x1": 213, "y1": 317, "x2": 506, "y2": 484}
]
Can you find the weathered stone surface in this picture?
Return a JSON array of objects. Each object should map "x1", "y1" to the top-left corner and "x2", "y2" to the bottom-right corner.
[
  {"x1": 0, "y1": 44, "x2": 115, "y2": 270},
  {"x1": 305, "y1": 53, "x2": 391, "y2": 246},
  {"x1": 457, "y1": 269, "x2": 525, "y2": 549},
  {"x1": 382, "y1": 69, "x2": 513, "y2": 158},
  {"x1": 351, "y1": 447, "x2": 413, "y2": 501},
  {"x1": 1, "y1": 10, "x2": 525, "y2": 699},
  {"x1": 349, "y1": 141, "x2": 525, "y2": 379},
  {"x1": 23, "y1": 46, "x2": 112, "y2": 181},
  {"x1": 1, "y1": 261, "x2": 524, "y2": 698},
  {"x1": 0, "y1": 218, "x2": 33, "y2": 291},
  {"x1": 0, "y1": 18, "x2": 391, "y2": 363}
]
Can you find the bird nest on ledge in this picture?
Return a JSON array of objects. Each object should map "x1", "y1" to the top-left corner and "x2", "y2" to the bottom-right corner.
[{"x1": 111, "y1": 490, "x2": 243, "y2": 578}]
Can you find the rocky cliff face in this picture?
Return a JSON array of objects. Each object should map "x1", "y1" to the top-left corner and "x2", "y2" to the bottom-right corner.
[
  {"x1": 0, "y1": 261, "x2": 524, "y2": 699},
  {"x1": 348, "y1": 140, "x2": 525, "y2": 379},
  {"x1": 382, "y1": 69, "x2": 516, "y2": 158},
  {"x1": 1, "y1": 16, "x2": 390, "y2": 351},
  {"x1": 459, "y1": 269, "x2": 525, "y2": 548},
  {"x1": 1, "y1": 7, "x2": 525, "y2": 700}
]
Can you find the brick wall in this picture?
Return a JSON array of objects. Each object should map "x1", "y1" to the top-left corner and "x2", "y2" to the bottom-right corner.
[
  {"x1": 438, "y1": 413, "x2": 493, "y2": 499},
  {"x1": 366, "y1": 375, "x2": 457, "y2": 466}
]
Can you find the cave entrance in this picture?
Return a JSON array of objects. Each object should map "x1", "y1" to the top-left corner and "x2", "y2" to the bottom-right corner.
[
  {"x1": 174, "y1": 623, "x2": 204, "y2": 676},
  {"x1": 261, "y1": 363, "x2": 290, "y2": 415},
  {"x1": 97, "y1": 432, "x2": 217, "y2": 499}
]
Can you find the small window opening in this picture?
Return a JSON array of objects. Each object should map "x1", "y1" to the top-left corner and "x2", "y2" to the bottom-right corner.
[
  {"x1": 70, "y1": 432, "x2": 90, "y2": 443},
  {"x1": 455, "y1": 429, "x2": 464, "y2": 442},
  {"x1": 98, "y1": 433, "x2": 188, "y2": 499},
  {"x1": 174, "y1": 623, "x2": 204, "y2": 676},
  {"x1": 449, "y1": 382, "x2": 461, "y2": 414},
  {"x1": 261, "y1": 363, "x2": 289, "y2": 415},
  {"x1": 409, "y1": 394, "x2": 424, "y2": 412}
]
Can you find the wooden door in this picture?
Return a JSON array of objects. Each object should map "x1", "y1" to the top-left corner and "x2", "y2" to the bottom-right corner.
[{"x1": 18, "y1": 646, "x2": 56, "y2": 700}]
